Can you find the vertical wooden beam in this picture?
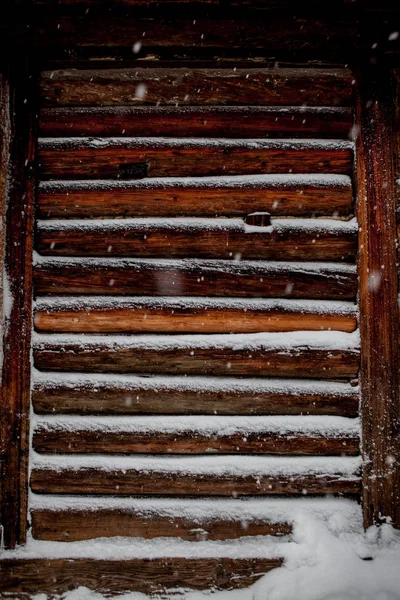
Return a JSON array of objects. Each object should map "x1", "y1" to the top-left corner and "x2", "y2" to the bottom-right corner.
[
  {"x1": 356, "y1": 63, "x2": 400, "y2": 529},
  {"x1": 0, "y1": 59, "x2": 37, "y2": 549}
]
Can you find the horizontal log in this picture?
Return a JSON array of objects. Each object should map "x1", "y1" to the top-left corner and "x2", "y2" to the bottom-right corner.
[
  {"x1": 0, "y1": 557, "x2": 281, "y2": 595},
  {"x1": 33, "y1": 297, "x2": 357, "y2": 333},
  {"x1": 39, "y1": 106, "x2": 354, "y2": 138},
  {"x1": 32, "y1": 421, "x2": 360, "y2": 455},
  {"x1": 33, "y1": 259, "x2": 358, "y2": 299},
  {"x1": 33, "y1": 331, "x2": 360, "y2": 377},
  {"x1": 36, "y1": 218, "x2": 357, "y2": 262},
  {"x1": 32, "y1": 375, "x2": 360, "y2": 416},
  {"x1": 41, "y1": 68, "x2": 353, "y2": 106},
  {"x1": 37, "y1": 174, "x2": 354, "y2": 219},
  {"x1": 38, "y1": 138, "x2": 354, "y2": 179},
  {"x1": 31, "y1": 508, "x2": 292, "y2": 542},
  {"x1": 30, "y1": 465, "x2": 361, "y2": 496}
]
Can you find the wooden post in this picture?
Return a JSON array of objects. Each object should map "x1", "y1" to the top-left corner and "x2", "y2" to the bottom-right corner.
[
  {"x1": 0, "y1": 59, "x2": 37, "y2": 549},
  {"x1": 356, "y1": 63, "x2": 400, "y2": 528}
]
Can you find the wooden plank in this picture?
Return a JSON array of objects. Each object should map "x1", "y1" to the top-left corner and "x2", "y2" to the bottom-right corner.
[
  {"x1": 36, "y1": 218, "x2": 357, "y2": 262},
  {"x1": 0, "y1": 557, "x2": 282, "y2": 595},
  {"x1": 38, "y1": 138, "x2": 354, "y2": 179},
  {"x1": 32, "y1": 376, "x2": 360, "y2": 417},
  {"x1": 33, "y1": 259, "x2": 358, "y2": 299},
  {"x1": 355, "y1": 67, "x2": 400, "y2": 528},
  {"x1": 0, "y1": 61, "x2": 36, "y2": 550},
  {"x1": 30, "y1": 467, "x2": 361, "y2": 496},
  {"x1": 39, "y1": 106, "x2": 354, "y2": 138},
  {"x1": 33, "y1": 298, "x2": 357, "y2": 333},
  {"x1": 32, "y1": 425, "x2": 359, "y2": 455},
  {"x1": 31, "y1": 508, "x2": 292, "y2": 542},
  {"x1": 33, "y1": 333, "x2": 360, "y2": 378},
  {"x1": 37, "y1": 174, "x2": 354, "y2": 219}
]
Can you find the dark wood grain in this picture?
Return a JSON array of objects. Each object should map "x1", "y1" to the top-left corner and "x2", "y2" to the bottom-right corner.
[
  {"x1": 33, "y1": 260, "x2": 358, "y2": 299},
  {"x1": 0, "y1": 61, "x2": 36, "y2": 550},
  {"x1": 39, "y1": 106, "x2": 354, "y2": 138},
  {"x1": 38, "y1": 138, "x2": 353, "y2": 179},
  {"x1": 40, "y1": 67, "x2": 353, "y2": 107},
  {"x1": 32, "y1": 379, "x2": 360, "y2": 417},
  {"x1": 33, "y1": 304, "x2": 357, "y2": 333},
  {"x1": 31, "y1": 508, "x2": 292, "y2": 542},
  {"x1": 37, "y1": 176, "x2": 354, "y2": 219},
  {"x1": 0, "y1": 557, "x2": 282, "y2": 595},
  {"x1": 36, "y1": 221, "x2": 357, "y2": 262},
  {"x1": 30, "y1": 467, "x2": 361, "y2": 496},
  {"x1": 355, "y1": 66, "x2": 400, "y2": 528},
  {"x1": 33, "y1": 339, "x2": 360, "y2": 378}
]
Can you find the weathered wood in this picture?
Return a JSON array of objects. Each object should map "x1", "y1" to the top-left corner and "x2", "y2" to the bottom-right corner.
[
  {"x1": 356, "y1": 67, "x2": 400, "y2": 528},
  {"x1": 33, "y1": 302, "x2": 357, "y2": 333},
  {"x1": 33, "y1": 336, "x2": 359, "y2": 378},
  {"x1": 36, "y1": 219, "x2": 357, "y2": 262},
  {"x1": 33, "y1": 259, "x2": 358, "y2": 299},
  {"x1": 0, "y1": 557, "x2": 282, "y2": 595},
  {"x1": 0, "y1": 61, "x2": 36, "y2": 550},
  {"x1": 40, "y1": 68, "x2": 352, "y2": 106},
  {"x1": 37, "y1": 175, "x2": 354, "y2": 219},
  {"x1": 39, "y1": 106, "x2": 354, "y2": 138},
  {"x1": 32, "y1": 425, "x2": 359, "y2": 456},
  {"x1": 30, "y1": 467, "x2": 361, "y2": 496},
  {"x1": 32, "y1": 377, "x2": 360, "y2": 417},
  {"x1": 31, "y1": 509, "x2": 292, "y2": 542},
  {"x1": 38, "y1": 138, "x2": 353, "y2": 179}
]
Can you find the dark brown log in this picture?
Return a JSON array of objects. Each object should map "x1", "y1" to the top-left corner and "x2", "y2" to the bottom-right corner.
[
  {"x1": 38, "y1": 138, "x2": 353, "y2": 179},
  {"x1": 36, "y1": 220, "x2": 357, "y2": 262},
  {"x1": 40, "y1": 67, "x2": 353, "y2": 107},
  {"x1": 0, "y1": 61, "x2": 36, "y2": 550},
  {"x1": 32, "y1": 378, "x2": 360, "y2": 417},
  {"x1": 37, "y1": 175, "x2": 354, "y2": 219},
  {"x1": 32, "y1": 426, "x2": 360, "y2": 455},
  {"x1": 33, "y1": 260, "x2": 358, "y2": 299},
  {"x1": 39, "y1": 106, "x2": 354, "y2": 138},
  {"x1": 31, "y1": 509, "x2": 292, "y2": 542},
  {"x1": 33, "y1": 303, "x2": 357, "y2": 333},
  {"x1": 30, "y1": 467, "x2": 361, "y2": 496},
  {"x1": 244, "y1": 212, "x2": 271, "y2": 226},
  {"x1": 33, "y1": 337, "x2": 359, "y2": 378},
  {"x1": 356, "y1": 67, "x2": 400, "y2": 528},
  {"x1": 0, "y1": 557, "x2": 282, "y2": 595}
]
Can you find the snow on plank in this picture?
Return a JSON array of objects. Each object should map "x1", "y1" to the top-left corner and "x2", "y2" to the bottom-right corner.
[
  {"x1": 33, "y1": 296, "x2": 357, "y2": 334},
  {"x1": 39, "y1": 105, "x2": 354, "y2": 139},
  {"x1": 33, "y1": 331, "x2": 360, "y2": 378},
  {"x1": 36, "y1": 217, "x2": 357, "y2": 262},
  {"x1": 33, "y1": 258, "x2": 357, "y2": 299},
  {"x1": 30, "y1": 455, "x2": 362, "y2": 496},
  {"x1": 41, "y1": 68, "x2": 354, "y2": 107},
  {"x1": 32, "y1": 414, "x2": 360, "y2": 456},
  {"x1": 38, "y1": 138, "x2": 353, "y2": 179},
  {"x1": 37, "y1": 174, "x2": 353, "y2": 219},
  {"x1": 32, "y1": 372, "x2": 359, "y2": 417}
]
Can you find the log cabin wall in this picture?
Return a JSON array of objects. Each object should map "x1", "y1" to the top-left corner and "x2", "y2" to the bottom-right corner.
[{"x1": 0, "y1": 1, "x2": 399, "y2": 596}]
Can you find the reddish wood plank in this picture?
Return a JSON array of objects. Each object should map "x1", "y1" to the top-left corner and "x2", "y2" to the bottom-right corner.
[
  {"x1": 32, "y1": 378, "x2": 360, "y2": 417},
  {"x1": 38, "y1": 138, "x2": 354, "y2": 179},
  {"x1": 37, "y1": 175, "x2": 354, "y2": 219},
  {"x1": 36, "y1": 219, "x2": 357, "y2": 262},
  {"x1": 31, "y1": 509, "x2": 292, "y2": 542},
  {"x1": 30, "y1": 467, "x2": 361, "y2": 496},
  {"x1": 33, "y1": 336, "x2": 360, "y2": 378},
  {"x1": 355, "y1": 67, "x2": 400, "y2": 528},
  {"x1": 39, "y1": 106, "x2": 354, "y2": 138},
  {"x1": 0, "y1": 557, "x2": 282, "y2": 595},
  {"x1": 32, "y1": 426, "x2": 359, "y2": 456},
  {"x1": 40, "y1": 68, "x2": 353, "y2": 107},
  {"x1": 33, "y1": 260, "x2": 358, "y2": 299}
]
